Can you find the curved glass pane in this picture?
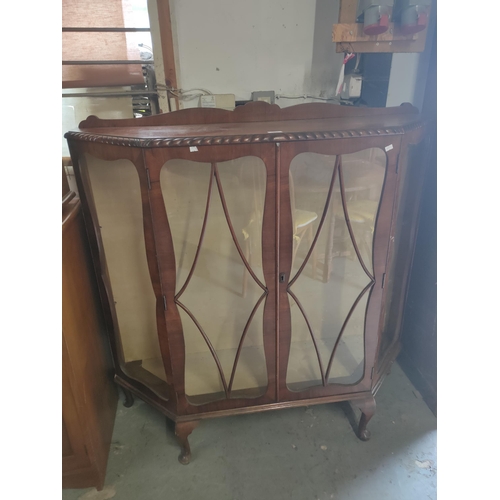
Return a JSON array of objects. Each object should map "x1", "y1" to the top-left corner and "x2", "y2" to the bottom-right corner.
[
  {"x1": 286, "y1": 149, "x2": 386, "y2": 390},
  {"x1": 84, "y1": 153, "x2": 168, "y2": 398},
  {"x1": 161, "y1": 157, "x2": 268, "y2": 404}
]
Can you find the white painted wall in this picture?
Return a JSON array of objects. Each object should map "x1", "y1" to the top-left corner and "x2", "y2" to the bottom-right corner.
[{"x1": 169, "y1": 0, "x2": 345, "y2": 108}]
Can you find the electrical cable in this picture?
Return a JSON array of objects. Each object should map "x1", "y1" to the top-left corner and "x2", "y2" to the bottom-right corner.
[
  {"x1": 163, "y1": 87, "x2": 214, "y2": 101},
  {"x1": 354, "y1": 53, "x2": 361, "y2": 72},
  {"x1": 156, "y1": 86, "x2": 339, "y2": 103},
  {"x1": 276, "y1": 94, "x2": 340, "y2": 102}
]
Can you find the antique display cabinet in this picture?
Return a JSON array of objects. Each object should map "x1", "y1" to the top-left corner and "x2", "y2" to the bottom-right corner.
[{"x1": 65, "y1": 101, "x2": 427, "y2": 464}]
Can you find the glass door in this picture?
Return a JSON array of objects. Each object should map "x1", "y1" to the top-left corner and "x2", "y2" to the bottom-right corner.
[
  {"x1": 281, "y1": 145, "x2": 387, "y2": 392},
  {"x1": 160, "y1": 154, "x2": 273, "y2": 406}
]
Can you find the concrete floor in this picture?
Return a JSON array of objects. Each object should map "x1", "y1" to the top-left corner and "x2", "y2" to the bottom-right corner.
[{"x1": 63, "y1": 362, "x2": 436, "y2": 500}]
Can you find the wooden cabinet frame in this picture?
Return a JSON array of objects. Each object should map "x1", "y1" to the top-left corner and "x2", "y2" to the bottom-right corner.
[{"x1": 66, "y1": 101, "x2": 427, "y2": 463}]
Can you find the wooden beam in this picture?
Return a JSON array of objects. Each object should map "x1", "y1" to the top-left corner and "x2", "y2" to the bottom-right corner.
[
  {"x1": 335, "y1": 25, "x2": 428, "y2": 53},
  {"x1": 333, "y1": 23, "x2": 417, "y2": 43},
  {"x1": 155, "y1": 0, "x2": 179, "y2": 110},
  {"x1": 338, "y1": 0, "x2": 358, "y2": 23}
]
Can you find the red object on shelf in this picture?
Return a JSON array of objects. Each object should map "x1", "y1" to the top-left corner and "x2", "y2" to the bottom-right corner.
[
  {"x1": 401, "y1": 11, "x2": 428, "y2": 35},
  {"x1": 364, "y1": 13, "x2": 389, "y2": 35}
]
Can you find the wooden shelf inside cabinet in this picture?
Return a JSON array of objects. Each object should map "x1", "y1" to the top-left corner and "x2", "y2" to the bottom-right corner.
[{"x1": 333, "y1": 0, "x2": 431, "y2": 53}]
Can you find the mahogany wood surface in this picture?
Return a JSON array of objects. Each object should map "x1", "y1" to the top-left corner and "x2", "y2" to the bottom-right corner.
[
  {"x1": 175, "y1": 421, "x2": 200, "y2": 464},
  {"x1": 74, "y1": 101, "x2": 418, "y2": 129},
  {"x1": 62, "y1": 184, "x2": 118, "y2": 488},
  {"x1": 65, "y1": 102, "x2": 427, "y2": 462},
  {"x1": 351, "y1": 396, "x2": 377, "y2": 441}
]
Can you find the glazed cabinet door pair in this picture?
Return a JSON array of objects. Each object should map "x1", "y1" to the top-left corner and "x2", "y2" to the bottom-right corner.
[{"x1": 76, "y1": 136, "x2": 399, "y2": 413}]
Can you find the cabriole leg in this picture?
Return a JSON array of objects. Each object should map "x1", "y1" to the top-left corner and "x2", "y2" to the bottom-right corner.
[
  {"x1": 351, "y1": 396, "x2": 376, "y2": 441},
  {"x1": 121, "y1": 387, "x2": 134, "y2": 408},
  {"x1": 175, "y1": 420, "x2": 200, "y2": 465}
]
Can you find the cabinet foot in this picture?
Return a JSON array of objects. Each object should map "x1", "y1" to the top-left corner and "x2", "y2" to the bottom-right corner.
[
  {"x1": 121, "y1": 387, "x2": 134, "y2": 408},
  {"x1": 175, "y1": 421, "x2": 200, "y2": 464},
  {"x1": 351, "y1": 396, "x2": 376, "y2": 441}
]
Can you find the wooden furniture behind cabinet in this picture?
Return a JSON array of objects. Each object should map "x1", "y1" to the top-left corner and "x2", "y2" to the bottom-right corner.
[
  {"x1": 65, "y1": 102, "x2": 427, "y2": 464},
  {"x1": 62, "y1": 167, "x2": 118, "y2": 489}
]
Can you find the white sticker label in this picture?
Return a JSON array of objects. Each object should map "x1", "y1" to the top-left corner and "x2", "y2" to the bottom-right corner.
[
  {"x1": 267, "y1": 130, "x2": 283, "y2": 133},
  {"x1": 189, "y1": 146, "x2": 198, "y2": 152},
  {"x1": 385, "y1": 144, "x2": 394, "y2": 152}
]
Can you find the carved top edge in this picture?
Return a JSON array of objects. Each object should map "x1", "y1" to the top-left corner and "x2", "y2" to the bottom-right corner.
[
  {"x1": 75, "y1": 101, "x2": 420, "y2": 130},
  {"x1": 65, "y1": 102, "x2": 425, "y2": 148},
  {"x1": 65, "y1": 123, "x2": 426, "y2": 148}
]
